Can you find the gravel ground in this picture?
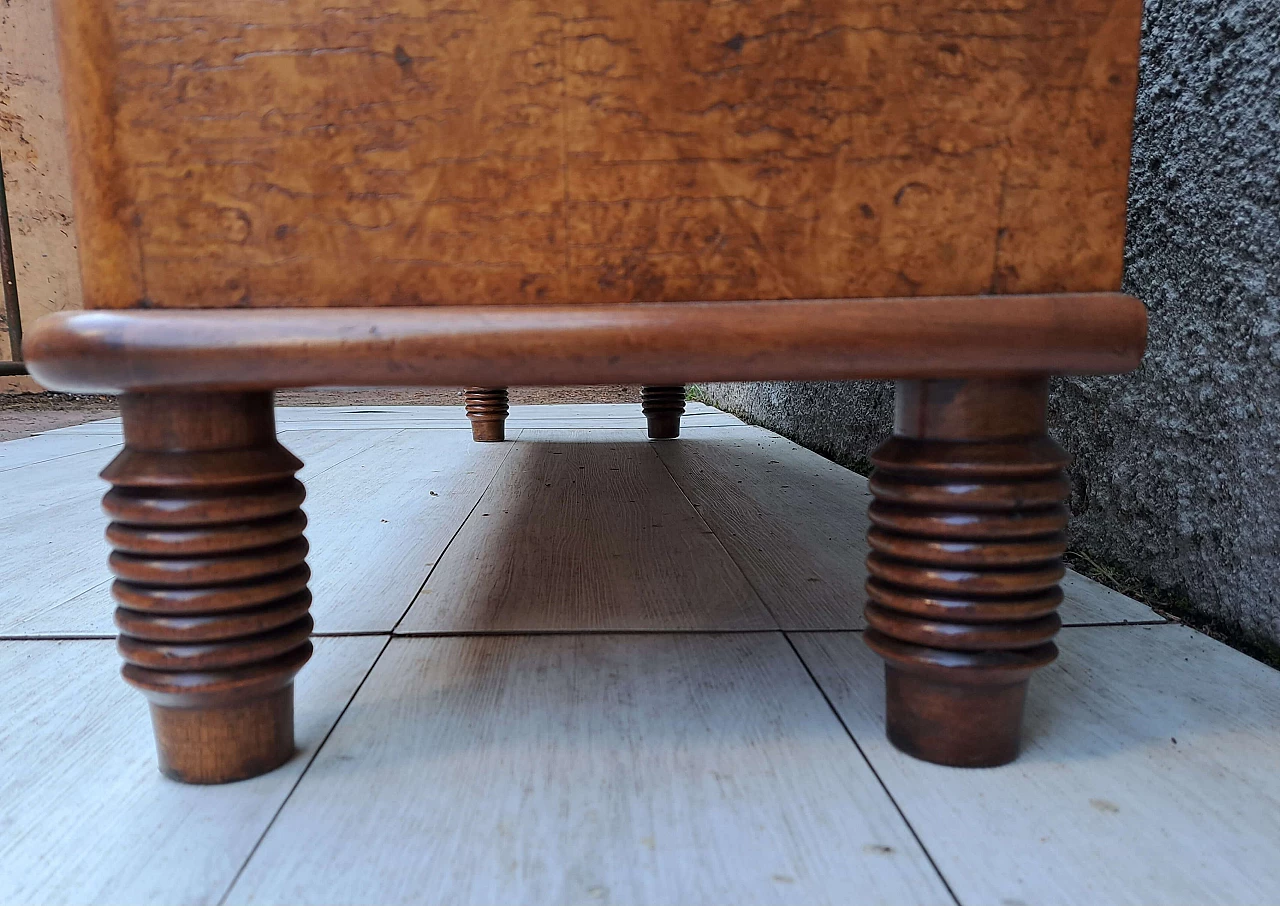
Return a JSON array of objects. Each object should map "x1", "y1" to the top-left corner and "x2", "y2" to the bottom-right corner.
[{"x1": 0, "y1": 385, "x2": 642, "y2": 443}]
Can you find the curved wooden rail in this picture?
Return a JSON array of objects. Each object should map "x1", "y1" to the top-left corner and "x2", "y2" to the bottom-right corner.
[{"x1": 25, "y1": 294, "x2": 1146, "y2": 393}]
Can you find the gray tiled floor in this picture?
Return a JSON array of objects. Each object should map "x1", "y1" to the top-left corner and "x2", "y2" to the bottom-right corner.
[{"x1": 2, "y1": 404, "x2": 1276, "y2": 905}]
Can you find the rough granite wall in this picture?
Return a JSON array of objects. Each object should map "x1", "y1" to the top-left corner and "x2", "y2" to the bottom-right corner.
[{"x1": 700, "y1": 0, "x2": 1280, "y2": 650}]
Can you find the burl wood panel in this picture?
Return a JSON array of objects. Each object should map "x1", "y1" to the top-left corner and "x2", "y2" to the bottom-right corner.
[{"x1": 55, "y1": 0, "x2": 1141, "y2": 309}]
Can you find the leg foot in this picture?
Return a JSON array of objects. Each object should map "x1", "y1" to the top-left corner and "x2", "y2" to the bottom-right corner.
[
  {"x1": 864, "y1": 379, "x2": 1067, "y2": 767},
  {"x1": 105, "y1": 392, "x2": 312, "y2": 784},
  {"x1": 642, "y1": 385, "x2": 685, "y2": 439},
  {"x1": 466, "y1": 387, "x2": 508, "y2": 442},
  {"x1": 149, "y1": 685, "x2": 295, "y2": 783}
]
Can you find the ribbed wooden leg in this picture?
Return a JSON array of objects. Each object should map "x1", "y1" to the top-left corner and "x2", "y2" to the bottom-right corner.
[
  {"x1": 104, "y1": 392, "x2": 312, "y2": 784},
  {"x1": 465, "y1": 387, "x2": 509, "y2": 442},
  {"x1": 864, "y1": 378, "x2": 1068, "y2": 767},
  {"x1": 642, "y1": 385, "x2": 685, "y2": 439}
]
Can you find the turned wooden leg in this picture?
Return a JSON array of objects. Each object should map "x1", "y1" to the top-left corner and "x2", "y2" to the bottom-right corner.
[
  {"x1": 642, "y1": 385, "x2": 685, "y2": 439},
  {"x1": 465, "y1": 387, "x2": 509, "y2": 442},
  {"x1": 104, "y1": 392, "x2": 313, "y2": 783},
  {"x1": 863, "y1": 378, "x2": 1068, "y2": 767}
]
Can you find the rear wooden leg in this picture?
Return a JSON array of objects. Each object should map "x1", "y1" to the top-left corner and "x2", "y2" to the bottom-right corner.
[
  {"x1": 864, "y1": 378, "x2": 1068, "y2": 767},
  {"x1": 105, "y1": 392, "x2": 313, "y2": 783},
  {"x1": 465, "y1": 387, "x2": 509, "y2": 442},
  {"x1": 642, "y1": 385, "x2": 685, "y2": 439}
]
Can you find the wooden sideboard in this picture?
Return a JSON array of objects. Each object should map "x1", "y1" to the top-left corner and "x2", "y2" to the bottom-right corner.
[{"x1": 28, "y1": 0, "x2": 1145, "y2": 782}]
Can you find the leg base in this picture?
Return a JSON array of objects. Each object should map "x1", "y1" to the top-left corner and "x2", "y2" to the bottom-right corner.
[
  {"x1": 645, "y1": 413, "x2": 681, "y2": 440},
  {"x1": 884, "y1": 666, "x2": 1027, "y2": 768},
  {"x1": 470, "y1": 420, "x2": 505, "y2": 443},
  {"x1": 150, "y1": 685, "x2": 296, "y2": 784}
]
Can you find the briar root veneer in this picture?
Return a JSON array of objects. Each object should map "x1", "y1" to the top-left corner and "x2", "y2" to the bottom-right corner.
[{"x1": 34, "y1": 0, "x2": 1145, "y2": 780}]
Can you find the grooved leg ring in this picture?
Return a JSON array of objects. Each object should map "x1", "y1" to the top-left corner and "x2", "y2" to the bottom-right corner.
[
  {"x1": 864, "y1": 379, "x2": 1068, "y2": 767},
  {"x1": 466, "y1": 387, "x2": 509, "y2": 442},
  {"x1": 642, "y1": 385, "x2": 685, "y2": 439},
  {"x1": 106, "y1": 392, "x2": 313, "y2": 783}
]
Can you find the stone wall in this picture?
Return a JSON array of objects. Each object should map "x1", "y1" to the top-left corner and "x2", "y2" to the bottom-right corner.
[{"x1": 700, "y1": 0, "x2": 1280, "y2": 650}]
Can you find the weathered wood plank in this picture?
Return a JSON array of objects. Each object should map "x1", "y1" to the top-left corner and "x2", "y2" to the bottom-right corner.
[
  {"x1": 226, "y1": 634, "x2": 952, "y2": 905},
  {"x1": 0, "y1": 636, "x2": 384, "y2": 905},
  {"x1": 0, "y1": 493, "x2": 120, "y2": 636},
  {"x1": 793, "y1": 625, "x2": 1280, "y2": 906},
  {"x1": 656, "y1": 427, "x2": 874, "y2": 629},
  {"x1": 0, "y1": 445, "x2": 116, "y2": 514},
  {"x1": 0, "y1": 428, "x2": 403, "y2": 635},
  {"x1": 1059, "y1": 570, "x2": 1163, "y2": 626},
  {"x1": 41, "y1": 403, "x2": 740, "y2": 434},
  {"x1": 275, "y1": 412, "x2": 743, "y2": 431},
  {"x1": 399, "y1": 429, "x2": 774, "y2": 632},
  {"x1": 658, "y1": 427, "x2": 1160, "y2": 628},
  {"x1": 303, "y1": 428, "x2": 516, "y2": 632},
  {"x1": 0, "y1": 431, "x2": 118, "y2": 470},
  {"x1": 273, "y1": 402, "x2": 722, "y2": 422}
]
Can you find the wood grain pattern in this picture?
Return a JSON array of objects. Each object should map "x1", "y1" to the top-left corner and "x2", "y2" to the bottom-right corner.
[
  {"x1": 35, "y1": 406, "x2": 744, "y2": 434},
  {"x1": 302, "y1": 428, "x2": 515, "y2": 632},
  {"x1": 399, "y1": 429, "x2": 774, "y2": 632},
  {"x1": 794, "y1": 625, "x2": 1280, "y2": 906},
  {"x1": 1, "y1": 413, "x2": 1156, "y2": 638},
  {"x1": 655, "y1": 427, "x2": 874, "y2": 629},
  {"x1": 25, "y1": 294, "x2": 1149, "y2": 394},
  {"x1": 0, "y1": 427, "x2": 404, "y2": 638},
  {"x1": 1, "y1": 444, "x2": 116, "y2": 527},
  {"x1": 1058, "y1": 570, "x2": 1163, "y2": 626},
  {"x1": 106, "y1": 392, "x2": 316, "y2": 782},
  {"x1": 0, "y1": 430, "x2": 118, "y2": 471},
  {"x1": 0, "y1": 440, "x2": 124, "y2": 639},
  {"x1": 52, "y1": 0, "x2": 1141, "y2": 309},
  {"x1": 284, "y1": 401, "x2": 726, "y2": 421},
  {"x1": 0, "y1": 636, "x2": 384, "y2": 905},
  {"x1": 19, "y1": 422, "x2": 504, "y2": 640},
  {"x1": 0, "y1": 487, "x2": 115, "y2": 636},
  {"x1": 657, "y1": 426, "x2": 1160, "y2": 631},
  {"x1": 280, "y1": 413, "x2": 744, "y2": 431},
  {"x1": 276, "y1": 401, "x2": 738, "y2": 432},
  {"x1": 225, "y1": 634, "x2": 952, "y2": 905}
]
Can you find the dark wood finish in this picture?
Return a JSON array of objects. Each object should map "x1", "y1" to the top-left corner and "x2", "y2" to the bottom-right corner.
[
  {"x1": 39, "y1": 0, "x2": 1149, "y2": 781},
  {"x1": 105, "y1": 391, "x2": 312, "y2": 783},
  {"x1": 52, "y1": 0, "x2": 1140, "y2": 310},
  {"x1": 642, "y1": 385, "x2": 686, "y2": 440},
  {"x1": 863, "y1": 378, "x2": 1067, "y2": 767},
  {"x1": 465, "y1": 387, "x2": 509, "y2": 443},
  {"x1": 24, "y1": 294, "x2": 1147, "y2": 394}
]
